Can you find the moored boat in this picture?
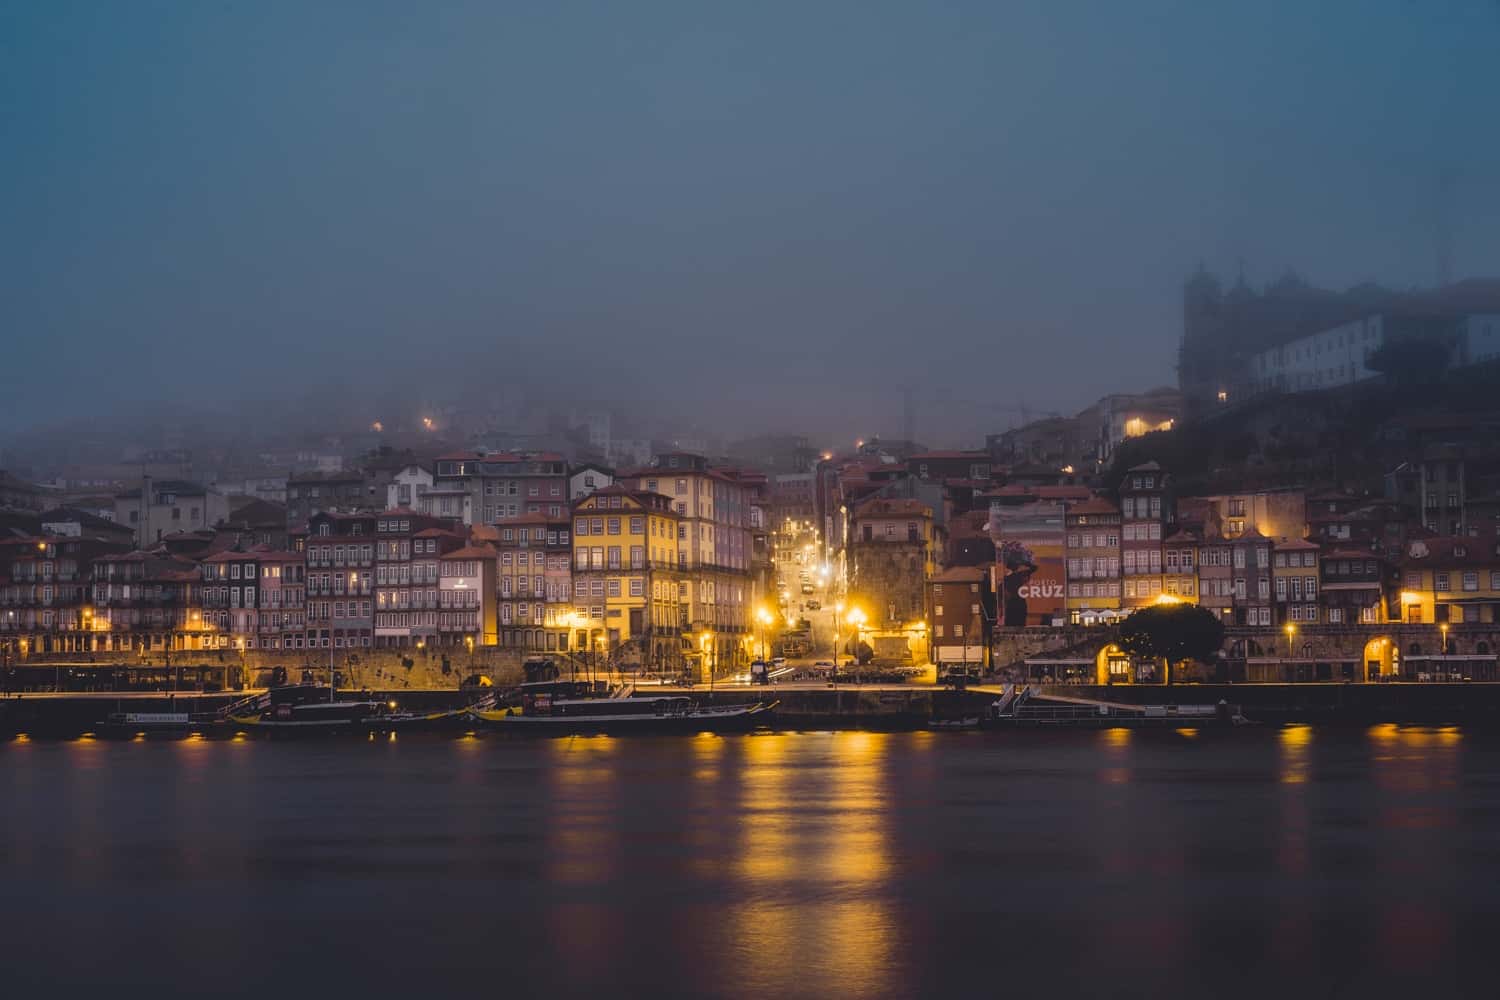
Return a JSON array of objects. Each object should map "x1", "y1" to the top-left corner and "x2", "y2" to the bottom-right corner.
[
  {"x1": 99, "y1": 711, "x2": 219, "y2": 737},
  {"x1": 228, "y1": 698, "x2": 392, "y2": 731},
  {"x1": 470, "y1": 688, "x2": 775, "y2": 734}
]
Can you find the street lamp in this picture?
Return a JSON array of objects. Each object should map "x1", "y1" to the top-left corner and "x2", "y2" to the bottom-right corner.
[
  {"x1": 1284, "y1": 622, "x2": 1297, "y2": 682},
  {"x1": 1440, "y1": 622, "x2": 1450, "y2": 657},
  {"x1": 846, "y1": 606, "x2": 867, "y2": 681},
  {"x1": 755, "y1": 606, "x2": 774, "y2": 662}
]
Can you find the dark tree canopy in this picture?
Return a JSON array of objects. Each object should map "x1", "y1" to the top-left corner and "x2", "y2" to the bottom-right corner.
[
  {"x1": 1118, "y1": 603, "x2": 1226, "y2": 666},
  {"x1": 1365, "y1": 338, "x2": 1450, "y2": 384}
]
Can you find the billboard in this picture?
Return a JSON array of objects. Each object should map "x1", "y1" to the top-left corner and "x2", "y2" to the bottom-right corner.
[{"x1": 990, "y1": 501, "x2": 1066, "y2": 626}]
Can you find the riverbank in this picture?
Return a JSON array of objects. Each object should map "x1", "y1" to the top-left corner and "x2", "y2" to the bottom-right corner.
[
  {"x1": 6, "y1": 682, "x2": 1500, "y2": 737},
  {"x1": 1038, "y1": 681, "x2": 1500, "y2": 724}
]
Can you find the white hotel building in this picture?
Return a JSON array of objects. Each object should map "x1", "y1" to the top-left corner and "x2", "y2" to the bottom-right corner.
[{"x1": 1250, "y1": 315, "x2": 1386, "y2": 395}]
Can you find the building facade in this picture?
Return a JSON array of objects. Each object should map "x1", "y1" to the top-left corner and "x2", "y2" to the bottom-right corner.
[
  {"x1": 497, "y1": 515, "x2": 573, "y2": 651},
  {"x1": 114, "y1": 479, "x2": 229, "y2": 547},
  {"x1": 571, "y1": 487, "x2": 686, "y2": 674},
  {"x1": 303, "y1": 511, "x2": 376, "y2": 650},
  {"x1": 1064, "y1": 497, "x2": 1121, "y2": 620},
  {"x1": 1119, "y1": 463, "x2": 1173, "y2": 607},
  {"x1": 432, "y1": 452, "x2": 570, "y2": 525}
]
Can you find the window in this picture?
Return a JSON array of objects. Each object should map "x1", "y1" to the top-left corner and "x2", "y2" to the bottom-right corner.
[
  {"x1": 1436, "y1": 573, "x2": 1451, "y2": 593},
  {"x1": 1463, "y1": 572, "x2": 1478, "y2": 592}
]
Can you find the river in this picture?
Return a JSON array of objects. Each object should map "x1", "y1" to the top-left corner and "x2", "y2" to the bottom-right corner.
[{"x1": 3, "y1": 726, "x2": 1498, "y2": 998}]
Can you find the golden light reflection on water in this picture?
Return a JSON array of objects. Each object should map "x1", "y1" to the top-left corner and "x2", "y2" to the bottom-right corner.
[
  {"x1": 1276, "y1": 725, "x2": 1313, "y2": 878},
  {"x1": 1368, "y1": 724, "x2": 1463, "y2": 813},
  {"x1": 1279, "y1": 725, "x2": 1312, "y2": 785},
  {"x1": 1098, "y1": 726, "x2": 1132, "y2": 784},
  {"x1": 820, "y1": 732, "x2": 889, "y2": 886},
  {"x1": 736, "y1": 733, "x2": 794, "y2": 884},
  {"x1": 726, "y1": 733, "x2": 899, "y2": 998},
  {"x1": 683, "y1": 734, "x2": 726, "y2": 877},
  {"x1": 547, "y1": 736, "x2": 618, "y2": 885}
]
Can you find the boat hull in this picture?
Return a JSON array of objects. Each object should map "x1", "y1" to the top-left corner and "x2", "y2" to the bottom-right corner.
[{"x1": 470, "y1": 703, "x2": 775, "y2": 735}]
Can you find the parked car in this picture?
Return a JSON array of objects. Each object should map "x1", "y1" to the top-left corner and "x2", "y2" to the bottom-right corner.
[{"x1": 805, "y1": 600, "x2": 821, "y2": 610}]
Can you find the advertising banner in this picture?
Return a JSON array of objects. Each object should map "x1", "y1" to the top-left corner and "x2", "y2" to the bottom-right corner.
[{"x1": 991, "y1": 501, "x2": 1066, "y2": 626}]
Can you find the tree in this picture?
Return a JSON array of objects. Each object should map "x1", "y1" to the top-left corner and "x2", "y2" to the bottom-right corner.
[
  {"x1": 1366, "y1": 338, "x2": 1450, "y2": 385},
  {"x1": 1117, "y1": 603, "x2": 1226, "y2": 685}
]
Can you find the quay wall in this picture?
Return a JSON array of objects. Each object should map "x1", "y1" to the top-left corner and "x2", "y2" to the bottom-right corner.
[{"x1": 1038, "y1": 682, "x2": 1500, "y2": 724}]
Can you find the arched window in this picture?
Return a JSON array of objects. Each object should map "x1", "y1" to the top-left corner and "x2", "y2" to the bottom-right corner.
[
  {"x1": 1408, "y1": 642, "x2": 1422, "y2": 656},
  {"x1": 1478, "y1": 641, "x2": 1490, "y2": 655}
]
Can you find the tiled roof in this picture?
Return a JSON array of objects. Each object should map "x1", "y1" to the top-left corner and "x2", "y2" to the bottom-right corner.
[
  {"x1": 1067, "y1": 496, "x2": 1120, "y2": 516},
  {"x1": 442, "y1": 543, "x2": 497, "y2": 560}
]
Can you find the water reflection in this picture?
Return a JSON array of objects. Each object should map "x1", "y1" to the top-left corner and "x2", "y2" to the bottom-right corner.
[
  {"x1": 547, "y1": 736, "x2": 619, "y2": 886},
  {"x1": 2, "y1": 727, "x2": 1493, "y2": 998}
]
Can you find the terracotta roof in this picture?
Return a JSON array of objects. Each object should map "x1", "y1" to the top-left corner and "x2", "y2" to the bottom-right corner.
[
  {"x1": 910, "y1": 451, "x2": 990, "y2": 461},
  {"x1": 502, "y1": 512, "x2": 569, "y2": 525},
  {"x1": 1067, "y1": 496, "x2": 1120, "y2": 516},
  {"x1": 442, "y1": 543, "x2": 497, "y2": 560},
  {"x1": 1274, "y1": 537, "x2": 1321, "y2": 551}
]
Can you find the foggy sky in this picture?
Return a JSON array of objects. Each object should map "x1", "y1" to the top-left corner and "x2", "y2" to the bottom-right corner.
[{"x1": 4, "y1": 0, "x2": 1499, "y2": 448}]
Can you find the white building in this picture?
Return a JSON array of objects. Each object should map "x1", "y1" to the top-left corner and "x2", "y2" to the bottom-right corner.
[
  {"x1": 113, "y1": 479, "x2": 230, "y2": 545},
  {"x1": 569, "y1": 464, "x2": 614, "y2": 500},
  {"x1": 416, "y1": 487, "x2": 472, "y2": 525},
  {"x1": 1251, "y1": 315, "x2": 1386, "y2": 394},
  {"x1": 386, "y1": 464, "x2": 434, "y2": 510}
]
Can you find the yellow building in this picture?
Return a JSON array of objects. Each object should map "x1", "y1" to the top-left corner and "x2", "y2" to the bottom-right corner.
[
  {"x1": 571, "y1": 486, "x2": 686, "y2": 672},
  {"x1": 1161, "y1": 529, "x2": 1200, "y2": 603},
  {"x1": 619, "y1": 453, "x2": 757, "y2": 674},
  {"x1": 1400, "y1": 536, "x2": 1500, "y2": 625}
]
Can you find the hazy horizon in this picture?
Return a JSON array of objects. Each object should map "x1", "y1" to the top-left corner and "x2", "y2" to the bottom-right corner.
[{"x1": 5, "y1": 0, "x2": 1500, "y2": 451}]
